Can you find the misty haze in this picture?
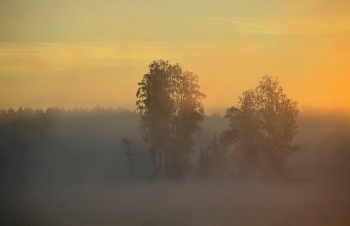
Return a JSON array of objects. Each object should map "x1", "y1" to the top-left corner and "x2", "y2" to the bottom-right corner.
[
  {"x1": 1, "y1": 1, "x2": 350, "y2": 225},
  {"x1": 1, "y1": 70, "x2": 350, "y2": 225}
]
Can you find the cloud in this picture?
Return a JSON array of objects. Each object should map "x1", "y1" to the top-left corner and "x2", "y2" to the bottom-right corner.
[
  {"x1": 212, "y1": 16, "x2": 350, "y2": 35},
  {"x1": 0, "y1": 41, "x2": 261, "y2": 75}
]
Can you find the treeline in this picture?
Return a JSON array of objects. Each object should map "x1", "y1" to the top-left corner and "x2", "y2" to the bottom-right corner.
[
  {"x1": 0, "y1": 106, "x2": 135, "y2": 119},
  {"x1": 291, "y1": 107, "x2": 350, "y2": 181},
  {"x1": 2, "y1": 106, "x2": 350, "y2": 226},
  {"x1": 0, "y1": 105, "x2": 350, "y2": 185},
  {"x1": 0, "y1": 106, "x2": 150, "y2": 185},
  {"x1": 0, "y1": 105, "x2": 227, "y2": 185},
  {"x1": 1, "y1": 59, "x2": 350, "y2": 184}
]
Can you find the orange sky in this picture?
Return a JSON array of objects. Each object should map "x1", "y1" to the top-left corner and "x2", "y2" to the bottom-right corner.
[{"x1": 1, "y1": 0, "x2": 350, "y2": 114}]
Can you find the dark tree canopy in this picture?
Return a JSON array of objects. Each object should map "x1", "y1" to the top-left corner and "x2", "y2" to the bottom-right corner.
[
  {"x1": 136, "y1": 60, "x2": 206, "y2": 177},
  {"x1": 221, "y1": 90, "x2": 261, "y2": 176},
  {"x1": 197, "y1": 134, "x2": 230, "y2": 178},
  {"x1": 222, "y1": 75, "x2": 299, "y2": 177}
]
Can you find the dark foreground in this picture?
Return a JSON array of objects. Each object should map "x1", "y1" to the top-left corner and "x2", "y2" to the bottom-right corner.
[
  {"x1": 1, "y1": 108, "x2": 350, "y2": 225},
  {"x1": 2, "y1": 178, "x2": 350, "y2": 226}
]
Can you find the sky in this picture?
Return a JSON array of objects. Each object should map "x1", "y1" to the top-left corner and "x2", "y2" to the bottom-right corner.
[{"x1": 1, "y1": 0, "x2": 350, "y2": 114}]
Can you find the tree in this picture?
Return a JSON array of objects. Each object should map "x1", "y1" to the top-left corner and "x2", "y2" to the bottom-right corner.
[
  {"x1": 255, "y1": 75, "x2": 300, "y2": 176},
  {"x1": 197, "y1": 134, "x2": 230, "y2": 178},
  {"x1": 222, "y1": 75, "x2": 299, "y2": 177},
  {"x1": 221, "y1": 90, "x2": 261, "y2": 176},
  {"x1": 136, "y1": 60, "x2": 173, "y2": 174},
  {"x1": 167, "y1": 71, "x2": 206, "y2": 176},
  {"x1": 136, "y1": 60, "x2": 205, "y2": 177},
  {"x1": 121, "y1": 137, "x2": 134, "y2": 177}
]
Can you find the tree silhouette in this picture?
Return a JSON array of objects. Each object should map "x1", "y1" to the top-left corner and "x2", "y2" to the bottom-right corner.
[
  {"x1": 121, "y1": 137, "x2": 134, "y2": 177},
  {"x1": 221, "y1": 90, "x2": 261, "y2": 176},
  {"x1": 256, "y1": 75, "x2": 300, "y2": 176},
  {"x1": 136, "y1": 60, "x2": 205, "y2": 177},
  {"x1": 136, "y1": 60, "x2": 173, "y2": 175},
  {"x1": 222, "y1": 75, "x2": 299, "y2": 177},
  {"x1": 197, "y1": 134, "x2": 230, "y2": 178}
]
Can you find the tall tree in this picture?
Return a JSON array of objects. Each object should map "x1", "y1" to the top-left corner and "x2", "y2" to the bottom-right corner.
[
  {"x1": 136, "y1": 60, "x2": 205, "y2": 176},
  {"x1": 222, "y1": 75, "x2": 299, "y2": 177},
  {"x1": 221, "y1": 90, "x2": 261, "y2": 176},
  {"x1": 255, "y1": 75, "x2": 300, "y2": 175},
  {"x1": 136, "y1": 60, "x2": 173, "y2": 174},
  {"x1": 167, "y1": 71, "x2": 206, "y2": 176}
]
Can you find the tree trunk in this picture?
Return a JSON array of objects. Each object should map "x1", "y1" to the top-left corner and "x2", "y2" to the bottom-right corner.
[
  {"x1": 152, "y1": 155, "x2": 157, "y2": 174},
  {"x1": 158, "y1": 151, "x2": 162, "y2": 174},
  {"x1": 129, "y1": 153, "x2": 134, "y2": 177}
]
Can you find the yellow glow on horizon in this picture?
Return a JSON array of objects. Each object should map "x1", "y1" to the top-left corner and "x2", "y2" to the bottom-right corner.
[
  {"x1": 1, "y1": 1, "x2": 350, "y2": 114},
  {"x1": 1, "y1": 38, "x2": 350, "y2": 113}
]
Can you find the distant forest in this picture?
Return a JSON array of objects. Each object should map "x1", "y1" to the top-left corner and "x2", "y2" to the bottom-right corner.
[
  {"x1": 2, "y1": 57, "x2": 350, "y2": 226},
  {"x1": 1, "y1": 105, "x2": 350, "y2": 185},
  {"x1": 1, "y1": 60, "x2": 350, "y2": 186}
]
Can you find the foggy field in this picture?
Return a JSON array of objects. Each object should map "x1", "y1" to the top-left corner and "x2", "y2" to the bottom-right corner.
[
  {"x1": 2, "y1": 179, "x2": 350, "y2": 226},
  {"x1": 2, "y1": 0, "x2": 350, "y2": 225},
  {"x1": 1, "y1": 108, "x2": 350, "y2": 225}
]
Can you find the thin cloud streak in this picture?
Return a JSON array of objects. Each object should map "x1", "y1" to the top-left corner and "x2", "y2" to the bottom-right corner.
[
  {"x1": 212, "y1": 16, "x2": 350, "y2": 35},
  {"x1": 0, "y1": 41, "x2": 262, "y2": 73}
]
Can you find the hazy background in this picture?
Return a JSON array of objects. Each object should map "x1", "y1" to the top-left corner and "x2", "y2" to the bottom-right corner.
[
  {"x1": 1, "y1": 0, "x2": 350, "y2": 113},
  {"x1": 1, "y1": 0, "x2": 350, "y2": 225},
  {"x1": 1, "y1": 107, "x2": 350, "y2": 225}
]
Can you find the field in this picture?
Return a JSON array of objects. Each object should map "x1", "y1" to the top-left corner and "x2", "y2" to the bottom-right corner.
[{"x1": 1, "y1": 108, "x2": 350, "y2": 225}]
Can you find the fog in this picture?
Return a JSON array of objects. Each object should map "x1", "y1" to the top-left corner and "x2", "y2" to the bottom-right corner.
[{"x1": 1, "y1": 107, "x2": 350, "y2": 225}]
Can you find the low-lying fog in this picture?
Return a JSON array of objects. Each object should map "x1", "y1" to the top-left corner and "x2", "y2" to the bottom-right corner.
[
  {"x1": 3, "y1": 179, "x2": 350, "y2": 226},
  {"x1": 1, "y1": 107, "x2": 350, "y2": 225}
]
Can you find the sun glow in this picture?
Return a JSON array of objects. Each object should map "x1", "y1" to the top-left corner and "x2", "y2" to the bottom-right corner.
[{"x1": 1, "y1": 0, "x2": 350, "y2": 113}]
